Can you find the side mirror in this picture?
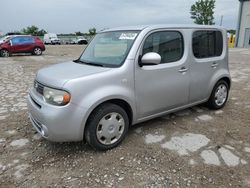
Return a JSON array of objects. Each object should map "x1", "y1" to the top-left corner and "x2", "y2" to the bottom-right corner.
[{"x1": 140, "y1": 52, "x2": 161, "y2": 66}]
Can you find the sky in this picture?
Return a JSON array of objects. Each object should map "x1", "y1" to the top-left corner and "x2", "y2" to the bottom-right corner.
[{"x1": 0, "y1": 0, "x2": 240, "y2": 34}]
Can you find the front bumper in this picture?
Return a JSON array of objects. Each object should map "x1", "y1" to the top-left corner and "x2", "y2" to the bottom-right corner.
[{"x1": 27, "y1": 88, "x2": 87, "y2": 142}]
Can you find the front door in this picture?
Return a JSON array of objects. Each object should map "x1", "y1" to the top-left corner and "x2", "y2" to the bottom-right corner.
[
  {"x1": 135, "y1": 30, "x2": 190, "y2": 119},
  {"x1": 244, "y1": 28, "x2": 250, "y2": 48}
]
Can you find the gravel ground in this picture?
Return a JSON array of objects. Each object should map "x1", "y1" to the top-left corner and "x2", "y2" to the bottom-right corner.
[{"x1": 0, "y1": 46, "x2": 250, "y2": 188}]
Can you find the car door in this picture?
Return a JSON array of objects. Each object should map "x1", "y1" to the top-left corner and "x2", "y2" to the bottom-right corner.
[
  {"x1": 21, "y1": 36, "x2": 35, "y2": 52},
  {"x1": 135, "y1": 30, "x2": 190, "y2": 119},
  {"x1": 9, "y1": 36, "x2": 28, "y2": 53},
  {"x1": 189, "y1": 30, "x2": 224, "y2": 102}
]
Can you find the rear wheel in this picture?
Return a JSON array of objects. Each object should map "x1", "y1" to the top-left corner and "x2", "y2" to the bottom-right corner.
[
  {"x1": 32, "y1": 47, "x2": 42, "y2": 56},
  {"x1": 0, "y1": 49, "x2": 10, "y2": 57},
  {"x1": 85, "y1": 103, "x2": 129, "y2": 150},
  {"x1": 207, "y1": 80, "x2": 229, "y2": 109}
]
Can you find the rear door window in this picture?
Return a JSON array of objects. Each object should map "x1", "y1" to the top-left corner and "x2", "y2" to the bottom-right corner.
[{"x1": 192, "y1": 30, "x2": 223, "y2": 58}]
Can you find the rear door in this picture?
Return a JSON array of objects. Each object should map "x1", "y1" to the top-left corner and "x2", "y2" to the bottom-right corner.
[
  {"x1": 189, "y1": 30, "x2": 224, "y2": 102},
  {"x1": 135, "y1": 30, "x2": 190, "y2": 119},
  {"x1": 21, "y1": 36, "x2": 35, "y2": 52}
]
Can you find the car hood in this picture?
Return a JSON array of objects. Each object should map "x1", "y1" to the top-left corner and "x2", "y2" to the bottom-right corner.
[{"x1": 36, "y1": 61, "x2": 111, "y2": 88}]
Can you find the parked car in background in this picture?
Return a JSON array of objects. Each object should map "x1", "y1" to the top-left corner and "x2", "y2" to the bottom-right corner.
[
  {"x1": 28, "y1": 25, "x2": 230, "y2": 151},
  {"x1": 0, "y1": 35, "x2": 45, "y2": 57},
  {"x1": 44, "y1": 33, "x2": 61, "y2": 45},
  {"x1": 70, "y1": 36, "x2": 88, "y2": 45}
]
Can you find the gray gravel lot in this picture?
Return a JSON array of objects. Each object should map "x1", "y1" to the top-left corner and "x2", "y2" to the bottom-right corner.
[{"x1": 0, "y1": 46, "x2": 250, "y2": 188}]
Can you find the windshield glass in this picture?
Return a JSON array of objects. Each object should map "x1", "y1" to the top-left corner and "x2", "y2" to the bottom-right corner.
[{"x1": 79, "y1": 30, "x2": 139, "y2": 67}]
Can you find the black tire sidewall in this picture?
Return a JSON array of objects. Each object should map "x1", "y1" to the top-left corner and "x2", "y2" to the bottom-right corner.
[
  {"x1": 85, "y1": 103, "x2": 129, "y2": 151},
  {"x1": 208, "y1": 80, "x2": 229, "y2": 109}
]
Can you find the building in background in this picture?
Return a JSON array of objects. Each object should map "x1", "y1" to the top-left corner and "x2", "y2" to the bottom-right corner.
[{"x1": 235, "y1": 0, "x2": 250, "y2": 48}]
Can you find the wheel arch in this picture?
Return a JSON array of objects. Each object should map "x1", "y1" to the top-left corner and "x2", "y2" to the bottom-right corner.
[{"x1": 82, "y1": 98, "x2": 134, "y2": 140}]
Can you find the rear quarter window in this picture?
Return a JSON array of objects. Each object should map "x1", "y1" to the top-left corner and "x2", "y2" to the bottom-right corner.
[{"x1": 192, "y1": 30, "x2": 223, "y2": 58}]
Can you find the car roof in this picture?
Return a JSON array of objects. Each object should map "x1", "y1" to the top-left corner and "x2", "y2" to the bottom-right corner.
[{"x1": 102, "y1": 24, "x2": 226, "y2": 32}]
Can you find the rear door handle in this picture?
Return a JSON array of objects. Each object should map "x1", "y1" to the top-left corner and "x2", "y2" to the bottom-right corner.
[
  {"x1": 211, "y1": 62, "x2": 218, "y2": 68},
  {"x1": 178, "y1": 67, "x2": 188, "y2": 73}
]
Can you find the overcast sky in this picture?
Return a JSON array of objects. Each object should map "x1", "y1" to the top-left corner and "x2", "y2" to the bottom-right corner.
[{"x1": 0, "y1": 0, "x2": 239, "y2": 34}]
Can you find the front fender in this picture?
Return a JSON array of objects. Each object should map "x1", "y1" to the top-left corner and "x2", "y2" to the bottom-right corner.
[{"x1": 75, "y1": 85, "x2": 136, "y2": 138}]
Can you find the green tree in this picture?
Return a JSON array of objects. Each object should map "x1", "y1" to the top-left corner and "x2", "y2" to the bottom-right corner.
[
  {"x1": 22, "y1": 25, "x2": 47, "y2": 36},
  {"x1": 37, "y1": 29, "x2": 47, "y2": 36},
  {"x1": 190, "y1": 0, "x2": 215, "y2": 25},
  {"x1": 88, "y1": 28, "x2": 96, "y2": 35},
  {"x1": 75, "y1": 31, "x2": 83, "y2": 36},
  {"x1": 227, "y1": 29, "x2": 236, "y2": 35}
]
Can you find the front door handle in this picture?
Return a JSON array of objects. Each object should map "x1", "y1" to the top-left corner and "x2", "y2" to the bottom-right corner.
[{"x1": 178, "y1": 67, "x2": 188, "y2": 73}]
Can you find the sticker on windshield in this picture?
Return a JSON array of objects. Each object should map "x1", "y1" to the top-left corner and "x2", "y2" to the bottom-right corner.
[{"x1": 119, "y1": 33, "x2": 138, "y2": 40}]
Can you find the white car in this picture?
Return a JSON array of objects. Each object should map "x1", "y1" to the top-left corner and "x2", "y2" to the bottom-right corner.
[
  {"x1": 71, "y1": 36, "x2": 88, "y2": 45},
  {"x1": 44, "y1": 33, "x2": 61, "y2": 45}
]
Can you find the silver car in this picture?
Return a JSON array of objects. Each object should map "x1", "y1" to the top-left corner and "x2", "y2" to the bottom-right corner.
[{"x1": 27, "y1": 25, "x2": 231, "y2": 150}]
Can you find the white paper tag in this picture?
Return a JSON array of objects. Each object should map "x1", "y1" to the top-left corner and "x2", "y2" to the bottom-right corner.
[{"x1": 119, "y1": 33, "x2": 137, "y2": 40}]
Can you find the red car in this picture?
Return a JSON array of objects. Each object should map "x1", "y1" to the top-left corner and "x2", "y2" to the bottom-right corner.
[{"x1": 0, "y1": 35, "x2": 45, "y2": 57}]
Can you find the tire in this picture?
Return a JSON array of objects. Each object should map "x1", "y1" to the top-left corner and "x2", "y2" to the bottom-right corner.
[
  {"x1": 32, "y1": 47, "x2": 42, "y2": 56},
  {"x1": 0, "y1": 49, "x2": 10, "y2": 57},
  {"x1": 207, "y1": 80, "x2": 229, "y2": 109},
  {"x1": 85, "y1": 103, "x2": 129, "y2": 151}
]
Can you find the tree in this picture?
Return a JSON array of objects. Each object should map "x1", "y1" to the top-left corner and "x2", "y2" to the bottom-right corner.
[
  {"x1": 88, "y1": 28, "x2": 96, "y2": 36},
  {"x1": 75, "y1": 31, "x2": 83, "y2": 36},
  {"x1": 22, "y1": 25, "x2": 47, "y2": 36},
  {"x1": 37, "y1": 29, "x2": 47, "y2": 36},
  {"x1": 227, "y1": 29, "x2": 236, "y2": 35},
  {"x1": 190, "y1": 0, "x2": 215, "y2": 25}
]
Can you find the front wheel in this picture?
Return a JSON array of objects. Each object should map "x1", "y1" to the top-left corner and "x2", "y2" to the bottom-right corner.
[
  {"x1": 207, "y1": 80, "x2": 229, "y2": 109},
  {"x1": 32, "y1": 47, "x2": 42, "y2": 56},
  {"x1": 0, "y1": 49, "x2": 10, "y2": 57},
  {"x1": 85, "y1": 103, "x2": 129, "y2": 150}
]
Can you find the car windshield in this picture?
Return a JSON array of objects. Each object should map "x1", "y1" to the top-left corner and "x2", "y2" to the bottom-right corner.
[{"x1": 78, "y1": 30, "x2": 140, "y2": 67}]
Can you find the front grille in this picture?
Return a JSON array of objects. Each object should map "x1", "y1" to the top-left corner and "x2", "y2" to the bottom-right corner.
[{"x1": 34, "y1": 81, "x2": 44, "y2": 95}]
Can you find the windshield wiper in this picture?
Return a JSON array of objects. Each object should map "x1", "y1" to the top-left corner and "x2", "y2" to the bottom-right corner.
[{"x1": 74, "y1": 59, "x2": 104, "y2": 67}]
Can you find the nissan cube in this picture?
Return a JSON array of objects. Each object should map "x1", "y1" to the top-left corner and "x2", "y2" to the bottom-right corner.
[{"x1": 27, "y1": 25, "x2": 231, "y2": 150}]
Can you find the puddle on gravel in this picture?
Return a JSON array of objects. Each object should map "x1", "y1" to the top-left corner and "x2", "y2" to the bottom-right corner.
[
  {"x1": 161, "y1": 133, "x2": 210, "y2": 155},
  {"x1": 145, "y1": 134, "x2": 165, "y2": 144},
  {"x1": 218, "y1": 147, "x2": 240, "y2": 167},
  {"x1": 214, "y1": 110, "x2": 223, "y2": 115},
  {"x1": 200, "y1": 150, "x2": 221, "y2": 166},
  {"x1": 10, "y1": 139, "x2": 29, "y2": 147},
  {"x1": 244, "y1": 147, "x2": 250, "y2": 153},
  {"x1": 6, "y1": 130, "x2": 17, "y2": 135},
  {"x1": 197, "y1": 114, "x2": 213, "y2": 121},
  {"x1": 14, "y1": 164, "x2": 30, "y2": 179}
]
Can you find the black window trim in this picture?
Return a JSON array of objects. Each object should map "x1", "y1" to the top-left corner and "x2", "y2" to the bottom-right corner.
[
  {"x1": 141, "y1": 30, "x2": 185, "y2": 64},
  {"x1": 192, "y1": 29, "x2": 223, "y2": 59}
]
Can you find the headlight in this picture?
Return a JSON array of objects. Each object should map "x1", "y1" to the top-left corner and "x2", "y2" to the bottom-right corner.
[{"x1": 43, "y1": 86, "x2": 71, "y2": 106}]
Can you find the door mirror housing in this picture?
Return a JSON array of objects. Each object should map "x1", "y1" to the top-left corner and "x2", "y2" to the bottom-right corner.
[{"x1": 140, "y1": 52, "x2": 161, "y2": 66}]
